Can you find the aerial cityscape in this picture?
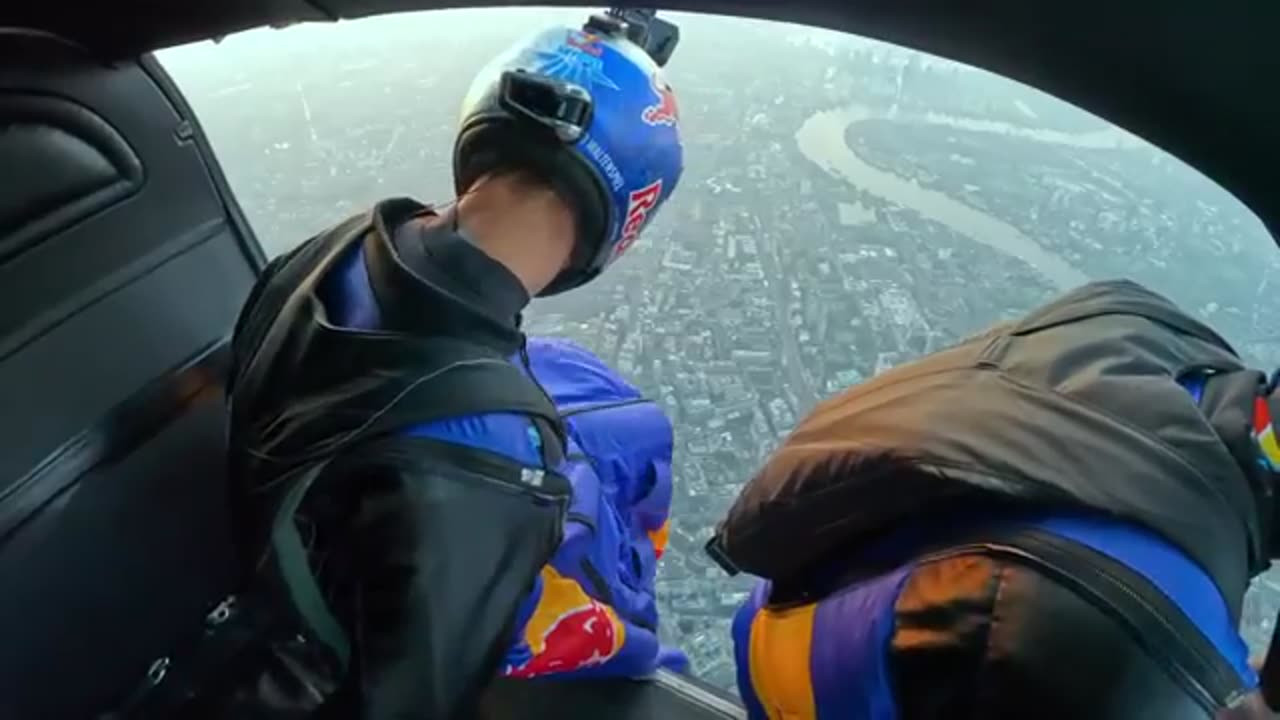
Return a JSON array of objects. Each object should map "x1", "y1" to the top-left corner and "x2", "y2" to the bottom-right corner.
[{"x1": 161, "y1": 9, "x2": 1280, "y2": 691}]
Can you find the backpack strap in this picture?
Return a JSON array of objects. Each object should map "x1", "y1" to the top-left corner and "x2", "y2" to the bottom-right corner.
[
  {"x1": 268, "y1": 461, "x2": 350, "y2": 668},
  {"x1": 362, "y1": 342, "x2": 566, "y2": 467},
  {"x1": 937, "y1": 526, "x2": 1251, "y2": 714},
  {"x1": 267, "y1": 345, "x2": 567, "y2": 674},
  {"x1": 108, "y1": 353, "x2": 571, "y2": 718}
]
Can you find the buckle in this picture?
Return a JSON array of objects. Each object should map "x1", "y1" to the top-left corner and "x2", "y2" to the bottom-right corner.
[{"x1": 704, "y1": 533, "x2": 740, "y2": 576}]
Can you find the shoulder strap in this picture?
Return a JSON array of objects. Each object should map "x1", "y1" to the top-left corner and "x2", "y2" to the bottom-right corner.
[
  {"x1": 266, "y1": 345, "x2": 566, "y2": 674},
  {"x1": 943, "y1": 527, "x2": 1250, "y2": 714},
  {"x1": 229, "y1": 206, "x2": 569, "y2": 674},
  {"x1": 352, "y1": 339, "x2": 567, "y2": 467},
  {"x1": 267, "y1": 461, "x2": 350, "y2": 668}
]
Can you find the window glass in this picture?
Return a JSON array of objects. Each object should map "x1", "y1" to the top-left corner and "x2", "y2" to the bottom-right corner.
[{"x1": 160, "y1": 9, "x2": 1280, "y2": 691}]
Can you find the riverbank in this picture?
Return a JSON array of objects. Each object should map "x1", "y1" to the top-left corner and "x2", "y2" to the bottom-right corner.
[{"x1": 795, "y1": 105, "x2": 1093, "y2": 290}]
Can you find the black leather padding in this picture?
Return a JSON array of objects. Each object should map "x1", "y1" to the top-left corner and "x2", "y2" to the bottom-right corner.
[
  {"x1": 0, "y1": 93, "x2": 143, "y2": 263},
  {"x1": 0, "y1": 30, "x2": 258, "y2": 719}
]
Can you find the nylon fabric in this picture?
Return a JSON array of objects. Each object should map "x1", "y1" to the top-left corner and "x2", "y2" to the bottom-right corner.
[
  {"x1": 319, "y1": 231, "x2": 547, "y2": 470},
  {"x1": 500, "y1": 336, "x2": 685, "y2": 679},
  {"x1": 319, "y1": 244, "x2": 381, "y2": 331},
  {"x1": 748, "y1": 600, "x2": 817, "y2": 720},
  {"x1": 713, "y1": 280, "x2": 1270, "y2": 622},
  {"x1": 736, "y1": 576, "x2": 913, "y2": 720},
  {"x1": 1028, "y1": 514, "x2": 1257, "y2": 686},
  {"x1": 405, "y1": 413, "x2": 544, "y2": 468},
  {"x1": 218, "y1": 198, "x2": 570, "y2": 719},
  {"x1": 810, "y1": 567, "x2": 912, "y2": 719},
  {"x1": 523, "y1": 336, "x2": 646, "y2": 409},
  {"x1": 730, "y1": 511, "x2": 1256, "y2": 717},
  {"x1": 503, "y1": 565, "x2": 629, "y2": 677},
  {"x1": 526, "y1": 337, "x2": 674, "y2": 631},
  {"x1": 732, "y1": 556, "x2": 914, "y2": 719}
]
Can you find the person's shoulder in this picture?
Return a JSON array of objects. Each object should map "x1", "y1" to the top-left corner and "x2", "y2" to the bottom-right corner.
[
  {"x1": 401, "y1": 412, "x2": 547, "y2": 469},
  {"x1": 298, "y1": 198, "x2": 433, "y2": 251},
  {"x1": 370, "y1": 197, "x2": 437, "y2": 230},
  {"x1": 525, "y1": 336, "x2": 603, "y2": 367},
  {"x1": 524, "y1": 336, "x2": 643, "y2": 402}
]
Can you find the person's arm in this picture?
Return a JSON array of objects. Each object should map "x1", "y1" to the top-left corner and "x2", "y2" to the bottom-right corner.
[{"x1": 324, "y1": 436, "x2": 569, "y2": 719}]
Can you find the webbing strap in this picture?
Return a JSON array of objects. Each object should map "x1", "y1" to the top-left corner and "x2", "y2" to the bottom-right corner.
[
  {"x1": 369, "y1": 354, "x2": 566, "y2": 462},
  {"x1": 269, "y1": 462, "x2": 350, "y2": 669},
  {"x1": 932, "y1": 527, "x2": 1249, "y2": 713},
  {"x1": 263, "y1": 355, "x2": 568, "y2": 673}
]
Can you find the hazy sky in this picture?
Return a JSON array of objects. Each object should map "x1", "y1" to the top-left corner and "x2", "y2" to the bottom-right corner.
[
  {"x1": 161, "y1": 8, "x2": 937, "y2": 83},
  {"x1": 154, "y1": 5, "x2": 1271, "y2": 276}
]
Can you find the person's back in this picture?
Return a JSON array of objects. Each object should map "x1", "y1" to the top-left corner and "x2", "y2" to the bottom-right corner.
[
  {"x1": 711, "y1": 280, "x2": 1277, "y2": 719},
  {"x1": 151, "y1": 16, "x2": 685, "y2": 720}
]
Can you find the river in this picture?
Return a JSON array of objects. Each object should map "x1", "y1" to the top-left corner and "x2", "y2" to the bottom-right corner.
[{"x1": 794, "y1": 105, "x2": 1106, "y2": 290}]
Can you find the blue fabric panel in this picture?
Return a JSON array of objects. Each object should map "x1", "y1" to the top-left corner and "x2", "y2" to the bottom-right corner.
[
  {"x1": 404, "y1": 413, "x2": 543, "y2": 468},
  {"x1": 318, "y1": 244, "x2": 382, "y2": 330},
  {"x1": 810, "y1": 566, "x2": 913, "y2": 720},
  {"x1": 1030, "y1": 514, "x2": 1258, "y2": 687}
]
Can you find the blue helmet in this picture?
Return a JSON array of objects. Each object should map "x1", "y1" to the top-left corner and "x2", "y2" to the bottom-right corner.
[{"x1": 455, "y1": 18, "x2": 684, "y2": 296}]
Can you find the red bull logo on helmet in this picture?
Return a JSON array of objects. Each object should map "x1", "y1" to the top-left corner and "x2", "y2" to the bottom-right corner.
[
  {"x1": 612, "y1": 179, "x2": 664, "y2": 260},
  {"x1": 506, "y1": 566, "x2": 626, "y2": 678},
  {"x1": 641, "y1": 73, "x2": 679, "y2": 127},
  {"x1": 532, "y1": 29, "x2": 618, "y2": 91},
  {"x1": 566, "y1": 30, "x2": 604, "y2": 57}
]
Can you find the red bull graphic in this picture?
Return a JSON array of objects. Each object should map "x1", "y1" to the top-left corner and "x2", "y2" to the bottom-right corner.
[
  {"x1": 566, "y1": 30, "x2": 604, "y2": 57},
  {"x1": 533, "y1": 31, "x2": 618, "y2": 91},
  {"x1": 641, "y1": 73, "x2": 679, "y2": 127},
  {"x1": 506, "y1": 566, "x2": 626, "y2": 678},
  {"x1": 612, "y1": 179, "x2": 664, "y2": 259}
]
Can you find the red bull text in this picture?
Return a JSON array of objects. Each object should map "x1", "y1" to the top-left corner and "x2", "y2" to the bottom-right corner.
[{"x1": 612, "y1": 179, "x2": 664, "y2": 259}]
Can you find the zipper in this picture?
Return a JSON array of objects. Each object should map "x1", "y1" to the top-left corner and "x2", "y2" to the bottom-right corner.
[
  {"x1": 519, "y1": 336, "x2": 558, "y2": 412},
  {"x1": 519, "y1": 336, "x2": 568, "y2": 467},
  {"x1": 374, "y1": 435, "x2": 571, "y2": 504},
  {"x1": 920, "y1": 527, "x2": 1248, "y2": 713},
  {"x1": 560, "y1": 397, "x2": 653, "y2": 419}
]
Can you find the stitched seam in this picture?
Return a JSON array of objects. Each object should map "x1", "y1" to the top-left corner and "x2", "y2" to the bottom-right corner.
[
  {"x1": 972, "y1": 559, "x2": 1006, "y2": 718},
  {"x1": 560, "y1": 397, "x2": 653, "y2": 419}
]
